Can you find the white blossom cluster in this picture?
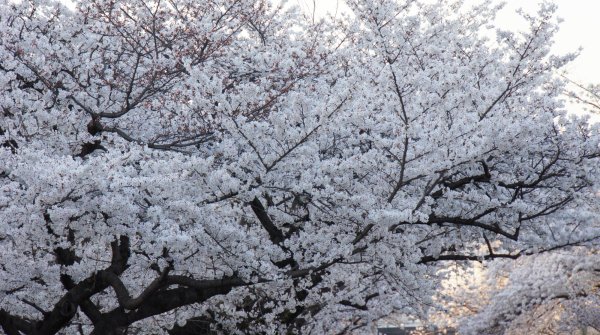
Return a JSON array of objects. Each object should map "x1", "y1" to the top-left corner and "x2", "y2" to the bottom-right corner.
[{"x1": 0, "y1": 0, "x2": 598, "y2": 334}]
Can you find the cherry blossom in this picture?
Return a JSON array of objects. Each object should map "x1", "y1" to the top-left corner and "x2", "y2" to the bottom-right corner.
[{"x1": 0, "y1": 0, "x2": 598, "y2": 334}]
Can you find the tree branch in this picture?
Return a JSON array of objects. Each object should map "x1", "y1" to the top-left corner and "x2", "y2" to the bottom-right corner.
[
  {"x1": 100, "y1": 264, "x2": 172, "y2": 310},
  {"x1": 33, "y1": 236, "x2": 130, "y2": 335},
  {"x1": 250, "y1": 197, "x2": 285, "y2": 244},
  {"x1": 0, "y1": 310, "x2": 32, "y2": 335}
]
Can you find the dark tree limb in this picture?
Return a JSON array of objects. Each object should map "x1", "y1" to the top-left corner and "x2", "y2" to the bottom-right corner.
[
  {"x1": 339, "y1": 293, "x2": 379, "y2": 311},
  {"x1": 419, "y1": 252, "x2": 521, "y2": 264},
  {"x1": 391, "y1": 208, "x2": 520, "y2": 241},
  {"x1": 100, "y1": 264, "x2": 172, "y2": 310},
  {"x1": 79, "y1": 300, "x2": 102, "y2": 325},
  {"x1": 21, "y1": 299, "x2": 49, "y2": 317},
  {"x1": 0, "y1": 310, "x2": 33, "y2": 335},
  {"x1": 352, "y1": 224, "x2": 375, "y2": 245},
  {"x1": 93, "y1": 285, "x2": 234, "y2": 335},
  {"x1": 250, "y1": 197, "x2": 284, "y2": 244},
  {"x1": 32, "y1": 236, "x2": 130, "y2": 335},
  {"x1": 59, "y1": 273, "x2": 102, "y2": 324}
]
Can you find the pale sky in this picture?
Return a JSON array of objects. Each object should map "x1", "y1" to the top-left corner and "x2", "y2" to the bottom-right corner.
[
  {"x1": 57, "y1": 0, "x2": 600, "y2": 114},
  {"x1": 302, "y1": 0, "x2": 600, "y2": 85},
  {"x1": 300, "y1": 0, "x2": 600, "y2": 118},
  {"x1": 498, "y1": 0, "x2": 600, "y2": 85},
  {"x1": 60, "y1": 0, "x2": 600, "y2": 85}
]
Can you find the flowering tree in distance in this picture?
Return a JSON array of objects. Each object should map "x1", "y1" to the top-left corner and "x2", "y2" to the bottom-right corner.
[{"x1": 0, "y1": 0, "x2": 599, "y2": 334}]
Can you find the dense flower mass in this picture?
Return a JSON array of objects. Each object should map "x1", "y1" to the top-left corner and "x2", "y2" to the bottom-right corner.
[{"x1": 0, "y1": 0, "x2": 599, "y2": 334}]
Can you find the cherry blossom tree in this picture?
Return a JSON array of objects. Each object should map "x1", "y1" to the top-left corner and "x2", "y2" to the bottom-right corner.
[
  {"x1": 460, "y1": 252, "x2": 600, "y2": 334},
  {"x1": 0, "y1": 0, "x2": 599, "y2": 334},
  {"x1": 428, "y1": 250, "x2": 600, "y2": 334}
]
